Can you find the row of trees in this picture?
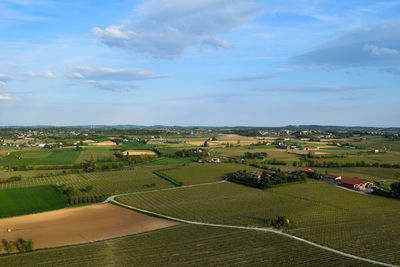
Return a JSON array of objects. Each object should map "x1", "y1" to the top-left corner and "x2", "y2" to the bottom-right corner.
[
  {"x1": 3, "y1": 239, "x2": 34, "y2": 253},
  {"x1": 226, "y1": 170, "x2": 307, "y2": 189},
  {"x1": 302, "y1": 160, "x2": 400, "y2": 169}
]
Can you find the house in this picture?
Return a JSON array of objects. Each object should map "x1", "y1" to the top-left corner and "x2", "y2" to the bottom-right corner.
[
  {"x1": 300, "y1": 168, "x2": 315, "y2": 173},
  {"x1": 300, "y1": 146, "x2": 319, "y2": 150},
  {"x1": 251, "y1": 171, "x2": 263, "y2": 181},
  {"x1": 337, "y1": 176, "x2": 370, "y2": 191},
  {"x1": 198, "y1": 157, "x2": 220, "y2": 163}
]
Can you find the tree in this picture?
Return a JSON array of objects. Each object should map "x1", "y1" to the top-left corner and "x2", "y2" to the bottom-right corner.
[
  {"x1": 390, "y1": 182, "x2": 400, "y2": 198},
  {"x1": 6, "y1": 241, "x2": 15, "y2": 253},
  {"x1": 84, "y1": 185, "x2": 93, "y2": 192}
]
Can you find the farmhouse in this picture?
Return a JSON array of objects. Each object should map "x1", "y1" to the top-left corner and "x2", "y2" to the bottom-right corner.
[
  {"x1": 323, "y1": 174, "x2": 371, "y2": 191},
  {"x1": 338, "y1": 176, "x2": 370, "y2": 191},
  {"x1": 251, "y1": 171, "x2": 263, "y2": 181}
]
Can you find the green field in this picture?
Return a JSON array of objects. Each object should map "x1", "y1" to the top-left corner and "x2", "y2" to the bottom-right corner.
[
  {"x1": 75, "y1": 150, "x2": 115, "y2": 163},
  {"x1": 117, "y1": 180, "x2": 400, "y2": 265},
  {"x1": 0, "y1": 150, "x2": 81, "y2": 166},
  {"x1": 161, "y1": 163, "x2": 260, "y2": 185},
  {"x1": 120, "y1": 142, "x2": 155, "y2": 151},
  {"x1": 0, "y1": 224, "x2": 370, "y2": 266},
  {"x1": 0, "y1": 185, "x2": 67, "y2": 218},
  {"x1": 141, "y1": 157, "x2": 196, "y2": 166}
]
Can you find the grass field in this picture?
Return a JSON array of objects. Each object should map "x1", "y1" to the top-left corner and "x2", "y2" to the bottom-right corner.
[
  {"x1": 117, "y1": 180, "x2": 400, "y2": 265},
  {"x1": 0, "y1": 150, "x2": 81, "y2": 166},
  {"x1": 161, "y1": 163, "x2": 260, "y2": 185},
  {"x1": 120, "y1": 142, "x2": 155, "y2": 151},
  {"x1": 140, "y1": 157, "x2": 196, "y2": 166},
  {"x1": 0, "y1": 224, "x2": 370, "y2": 266},
  {"x1": 75, "y1": 150, "x2": 115, "y2": 163},
  {"x1": 0, "y1": 185, "x2": 67, "y2": 218},
  {"x1": 36, "y1": 151, "x2": 81, "y2": 165}
]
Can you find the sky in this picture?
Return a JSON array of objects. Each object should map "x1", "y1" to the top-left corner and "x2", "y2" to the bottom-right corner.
[{"x1": 0, "y1": 0, "x2": 399, "y2": 127}]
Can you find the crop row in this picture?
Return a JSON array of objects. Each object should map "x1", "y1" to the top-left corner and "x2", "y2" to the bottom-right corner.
[
  {"x1": 117, "y1": 180, "x2": 400, "y2": 265},
  {"x1": 0, "y1": 225, "x2": 369, "y2": 266}
]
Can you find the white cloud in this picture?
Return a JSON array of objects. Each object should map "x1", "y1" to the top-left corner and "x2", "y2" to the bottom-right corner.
[
  {"x1": 68, "y1": 66, "x2": 173, "y2": 81},
  {"x1": 0, "y1": 94, "x2": 16, "y2": 101},
  {"x1": 0, "y1": 74, "x2": 14, "y2": 83},
  {"x1": 202, "y1": 38, "x2": 232, "y2": 49},
  {"x1": 92, "y1": 0, "x2": 260, "y2": 58},
  {"x1": 0, "y1": 81, "x2": 6, "y2": 86},
  {"x1": 292, "y1": 20, "x2": 400, "y2": 68},
  {"x1": 363, "y1": 44, "x2": 399, "y2": 56},
  {"x1": 86, "y1": 80, "x2": 139, "y2": 92},
  {"x1": 220, "y1": 73, "x2": 273, "y2": 82},
  {"x1": 24, "y1": 71, "x2": 56, "y2": 78}
]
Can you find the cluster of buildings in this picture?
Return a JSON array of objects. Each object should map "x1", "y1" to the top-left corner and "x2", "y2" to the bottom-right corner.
[
  {"x1": 300, "y1": 168, "x2": 372, "y2": 191},
  {"x1": 198, "y1": 157, "x2": 220, "y2": 163}
]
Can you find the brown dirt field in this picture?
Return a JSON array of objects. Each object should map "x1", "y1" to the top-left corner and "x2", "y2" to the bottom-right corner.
[
  {"x1": 0, "y1": 204, "x2": 178, "y2": 252},
  {"x1": 122, "y1": 150, "x2": 156, "y2": 156},
  {"x1": 94, "y1": 141, "x2": 117, "y2": 146}
]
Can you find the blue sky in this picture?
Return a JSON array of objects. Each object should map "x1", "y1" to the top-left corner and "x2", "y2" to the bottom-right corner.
[{"x1": 0, "y1": 0, "x2": 399, "y2": 127}]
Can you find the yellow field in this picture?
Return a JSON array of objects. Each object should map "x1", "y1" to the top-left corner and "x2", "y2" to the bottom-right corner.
[{"x1": 122, "y1": 150, "x2": 157, "y2": 156}]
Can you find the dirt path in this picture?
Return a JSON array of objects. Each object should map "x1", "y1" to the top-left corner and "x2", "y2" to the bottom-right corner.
[{"x1": 109, "y1": 185, "x2": 398, "y2": 267}]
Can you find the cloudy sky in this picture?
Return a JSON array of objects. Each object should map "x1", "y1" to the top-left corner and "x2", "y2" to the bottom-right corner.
[{"x1": 0, "y1": 0, "x2": 399, "y2": 126}]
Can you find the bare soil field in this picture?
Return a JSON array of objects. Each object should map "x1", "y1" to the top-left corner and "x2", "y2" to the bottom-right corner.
[
  {"x1": 0, "y1": 204, "x2": 178, "y2": 251},
  {"x1": 121, "y1": 150, "x2": 157, "y2": 156},
  {"x1": 94, "y1": 141, "x2": 117, "y2": 146}
]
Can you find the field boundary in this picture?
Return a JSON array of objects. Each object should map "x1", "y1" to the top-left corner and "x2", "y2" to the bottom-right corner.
[{"x1": 109, "y1": 194, "x2": 398, "y2": 267}]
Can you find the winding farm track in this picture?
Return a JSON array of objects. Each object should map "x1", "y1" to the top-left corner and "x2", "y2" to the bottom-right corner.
[{"x1": 106, "y1": 181, "x2": 398, "y2": 267}]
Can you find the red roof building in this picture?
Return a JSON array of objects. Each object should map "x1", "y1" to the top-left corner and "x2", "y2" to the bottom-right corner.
[
  {"x1": 338, "y1": 176, "x2": 368, "y2": 190},
  {"x1": 300, "y1": 168, "x2": 315, "y2": 173}
]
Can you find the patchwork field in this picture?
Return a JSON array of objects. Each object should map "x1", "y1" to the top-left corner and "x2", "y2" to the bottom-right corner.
[
  {"x1": 0, "y1": 224, "x2": 370, "y2": 266},
  {"x1": 0, "y1": 204, "x2": 178, "y2": 251},
  {"x1": 117, "y1": 180, "x2": 400, "y2": 265},
  {"x1": 0, "y1": 185, "x2": 67, "y2": 218}
]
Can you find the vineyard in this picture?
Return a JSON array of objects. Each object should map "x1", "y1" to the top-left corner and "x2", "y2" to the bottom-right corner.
[
  {"x1": 0, "y1": 169, "x2": 174, "y2": 197},
  {"x1": 117, "y1": 180, "x2": 400, "y2": 265},
  {"x1": 0, "y1": 224, "x2": 370, "y2": 266}
]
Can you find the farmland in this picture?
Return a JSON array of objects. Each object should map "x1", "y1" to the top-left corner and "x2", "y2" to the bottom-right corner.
[
  {"x1": 0, "y1": 169, "x2": 174, "y2": 197},
  {"x1": 117, "y1": 180, "x2": 400, "y2": 264},
  {"x1": 160, "y1": 163, "x2": 260, "y2": 185},
  {"x1": 0, "y1": 224, "x2": 370, "y2": 266},
  {"x1": 0, "y1": 185, "x2": 67, "y2": 218},
  {"x1": 0, "y1": 204, "x2": 178, "y2": 251},
  {"x1": 0, "y1": 126, "x2": 399, "y2": 265}
]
